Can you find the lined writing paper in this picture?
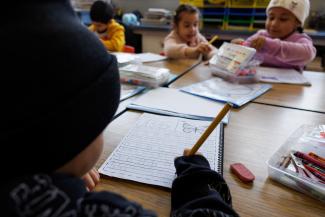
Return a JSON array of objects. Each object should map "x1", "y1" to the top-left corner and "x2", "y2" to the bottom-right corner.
[{"x1": 99, "y1": 113, "x2": 223, "y2": 188}]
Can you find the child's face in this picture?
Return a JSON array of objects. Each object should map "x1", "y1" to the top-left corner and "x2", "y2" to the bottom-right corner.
[
  {"x1": 93, "y1": 21, "x2": 107, "y2": 33},
  {"x1": 266, "y1": 7, "x2": 300, "y2": 39},
  {"x1": 56, "y1": 133, "x2": 104, "y2": 177},
  {"x1": 176, "y1": 12, "x2": 199, "y2": 43}
]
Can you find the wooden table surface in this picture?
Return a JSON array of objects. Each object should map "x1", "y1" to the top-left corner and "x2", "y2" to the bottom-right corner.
[
  {"x1": 169, "y1": 63, "x2": 325, "y2": 113},
  {"x1": 96, "y1": 103, "x2": 325, "y2": 217},
  {"x1": 145, "y1": 58, "x2": 201, "y2": 80},
  {"x1": 254, "y1": 70, "x2": 325, "y2": 113}
]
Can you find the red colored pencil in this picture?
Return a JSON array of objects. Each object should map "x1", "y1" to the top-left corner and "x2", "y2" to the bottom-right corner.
[{"x1": 294, "y1": 151, "x2": 325, "y2": 169}]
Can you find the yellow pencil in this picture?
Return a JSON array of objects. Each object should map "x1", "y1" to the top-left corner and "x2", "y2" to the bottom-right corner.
[
  {"x1": 189, "y1": 103, "x2": 232, "y2": 155},
  {"x1": 208, "y1": 35, "x2": 219, "y2": 44}
]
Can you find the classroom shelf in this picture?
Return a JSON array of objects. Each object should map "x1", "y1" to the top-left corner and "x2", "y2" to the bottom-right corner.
[
  {"x1": 180, "y1": 0, "x2": 270, "y2": 31},
  {"x1": 179, "y1": 0, "x2": 205, "y2": 7}
]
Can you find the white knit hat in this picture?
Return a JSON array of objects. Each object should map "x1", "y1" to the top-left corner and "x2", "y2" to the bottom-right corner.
[{"x1": 266, "y1": 0, "x2": 310, "y2": 26}]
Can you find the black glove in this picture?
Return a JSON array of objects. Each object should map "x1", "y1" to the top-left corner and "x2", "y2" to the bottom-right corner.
[{"x1": 171, "y1": 155, "x2": 239, "y2": 217}]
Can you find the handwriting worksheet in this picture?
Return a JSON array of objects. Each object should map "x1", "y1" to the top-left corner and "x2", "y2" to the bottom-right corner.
[
  {"x1": 99, "y1": 113, "x2": 223, "y2": 188},
  {"x1": 256, "y1": 66, "x2": 311, "y2": 86}
]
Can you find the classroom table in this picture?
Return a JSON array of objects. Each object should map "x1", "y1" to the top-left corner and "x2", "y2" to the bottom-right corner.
[
  {"x1": 253, "y1": 70, "x2": 325, "y2": 113},
  {"x1": 114, "y1": 58, "x2": 202, "y2": 117},
  {"x1": 169, "y1": 62, "x2": 325, "y2": 113},
  {"x1": 145, "y1": 58, "x2": 201, "y2": 82},
  {"x1": 96, "y1": 103, "x2": 325, "y2": 217}
]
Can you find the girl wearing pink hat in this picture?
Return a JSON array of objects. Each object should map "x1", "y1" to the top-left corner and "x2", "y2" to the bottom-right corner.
[{"x1": 235, "y1": 0, "x2": 316, "y2": 71}]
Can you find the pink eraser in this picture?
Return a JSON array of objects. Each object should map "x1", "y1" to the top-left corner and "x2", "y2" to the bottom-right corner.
[{"x1": 230, "y1": 163, "x2": 255, "y2": 183}]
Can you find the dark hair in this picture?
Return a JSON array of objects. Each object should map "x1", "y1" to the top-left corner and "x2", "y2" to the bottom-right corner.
[
  {"x1": 173, "y1": 4, "x2": 200, "y2": 25},
  {"x1": 90, "y1": 0, "x2": 114, "y2": 23},
  {"x1": 297, "y1": 26, "x2": 304, "y2": 33}
]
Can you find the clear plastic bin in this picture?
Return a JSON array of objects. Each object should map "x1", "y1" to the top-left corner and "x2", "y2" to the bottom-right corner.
[
  {"x1": 267, "y1": 125, "x2": 325, "y2": 202},
  {"x1": 209, "y1": 42, "x2": 259, "y2": 83},
  {"x1": 119, "y1": 64, "x2": 172, "y2": 88}
]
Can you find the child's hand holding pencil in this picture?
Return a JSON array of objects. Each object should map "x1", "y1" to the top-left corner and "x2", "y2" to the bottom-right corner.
[{"x1": 188, "y1": 103, "x2": 232, "y2": 156}]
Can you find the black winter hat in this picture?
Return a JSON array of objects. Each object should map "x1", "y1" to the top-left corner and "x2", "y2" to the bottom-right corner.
[
  {"x1": 1, "y1": 1, "x2": 120, "y2": 178},
  {"x1": 90, "y1": 0, "x2": 114, "y2": 23}
]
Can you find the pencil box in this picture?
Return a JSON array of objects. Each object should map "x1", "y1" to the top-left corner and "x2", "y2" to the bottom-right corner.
[
  {"x1": 119, "y1": 64, "x2": 171, "y2": 88},
  {"x1": 209, "y1": 42, "x2": 260, "y2": 84},
  {"x1": 267, "y1": 124, "x2": 325, "y2": 202}
]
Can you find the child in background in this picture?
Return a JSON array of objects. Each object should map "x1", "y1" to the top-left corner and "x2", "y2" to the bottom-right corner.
[
  {"x1": 232, "y1": 0, "x2": 316, "y2": 71},
  {"x1": 2, "y1": 1, "x2": 239, "y2": 216},
  {"x1": 88, "y1": 0, "x2": 125, "y2": 51},
  {"x1": 164, "y1": 4, "x2": 217, "y2": 59}
]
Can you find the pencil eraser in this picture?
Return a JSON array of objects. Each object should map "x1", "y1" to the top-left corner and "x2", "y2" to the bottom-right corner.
[{"x1": 230, "y1": 163, "x2": 255, "y2": 183}]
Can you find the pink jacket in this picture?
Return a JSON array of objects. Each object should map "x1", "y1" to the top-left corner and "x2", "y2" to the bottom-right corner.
[
  {"x1": 244, "y1": 30, "x2": 316, "y2": 71},
  {"x1": 164, "y1": 30, "x2": 216, "y2": 59}
]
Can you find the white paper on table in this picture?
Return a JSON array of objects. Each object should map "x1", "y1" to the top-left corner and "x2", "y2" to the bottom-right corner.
[
  {"x1": 256, "y1": 66, "x2": 311, "y2": 86},
  {"x1": 120, "y1": 83, "x2": 146, "y2": 101},
  {"x1": 127, "y1": 87, "x2": 230, "y2": 123},
  {"x1": 135, "y1": 52, "x2": 167, "y2": 63},
  {"x1": 99, "y1": 113, "x2": 223, "y2": 188}
]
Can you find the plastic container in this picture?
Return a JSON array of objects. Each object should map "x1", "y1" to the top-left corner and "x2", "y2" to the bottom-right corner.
[
  {"x1": 209, "y1": 42, "x2": 259, "y2": 83},
  {"x1": 267, "y1": 124, "x2": 325, "y2": 202},
  {"x1": 119, "y1": 64, "x2": 171, "y2": 88}
]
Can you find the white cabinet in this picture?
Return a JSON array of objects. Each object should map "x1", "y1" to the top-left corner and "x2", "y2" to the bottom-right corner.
[{"x1": 133, "y1": 29, "x2": 169, "y2": 54}]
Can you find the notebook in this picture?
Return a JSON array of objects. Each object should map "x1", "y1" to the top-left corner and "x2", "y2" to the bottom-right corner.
[
  {"x1": 99, "y1": 113, "x2": 224, "y2": 188},
  {"x1": 112, "y1": 52, "x2": 167, "y2": 65},
  {"x1": 256, "y1": 66, "x2": 311, "y2": 86},
  {"x1": 127, "y1": 87, "x2": 230, "y2": 123},
  {"x1": 111, "y1": 52, "x2": 136, "y2": 67},
  {"x1": 180, "y1": 77, "x2": 272, "y2": 108},
  {"x1": 135, "y1": 52, "x2": 167, "y2": 63},
  {"x1": 120, "y1": 84, "x2": 146, "y2": 101}
]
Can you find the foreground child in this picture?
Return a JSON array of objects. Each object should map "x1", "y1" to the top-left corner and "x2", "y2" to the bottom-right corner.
[
  {"x1": 164, "y1": 4, "x2": 217, "y2": 59},
  {"x1": 2, "y1": 1, "x2": 239, "y2": 216},
  {"x1": 233, "y1": 0, "x2": 316, "y2": 71}
]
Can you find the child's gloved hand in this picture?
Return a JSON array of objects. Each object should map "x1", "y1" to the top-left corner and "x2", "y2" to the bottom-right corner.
[
  {"x1": 82, "y1": 168, "x2": 100, "y2": 191},
  {"x1": 250, "y1": 36, "x2": 266, "y2": 50}
]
